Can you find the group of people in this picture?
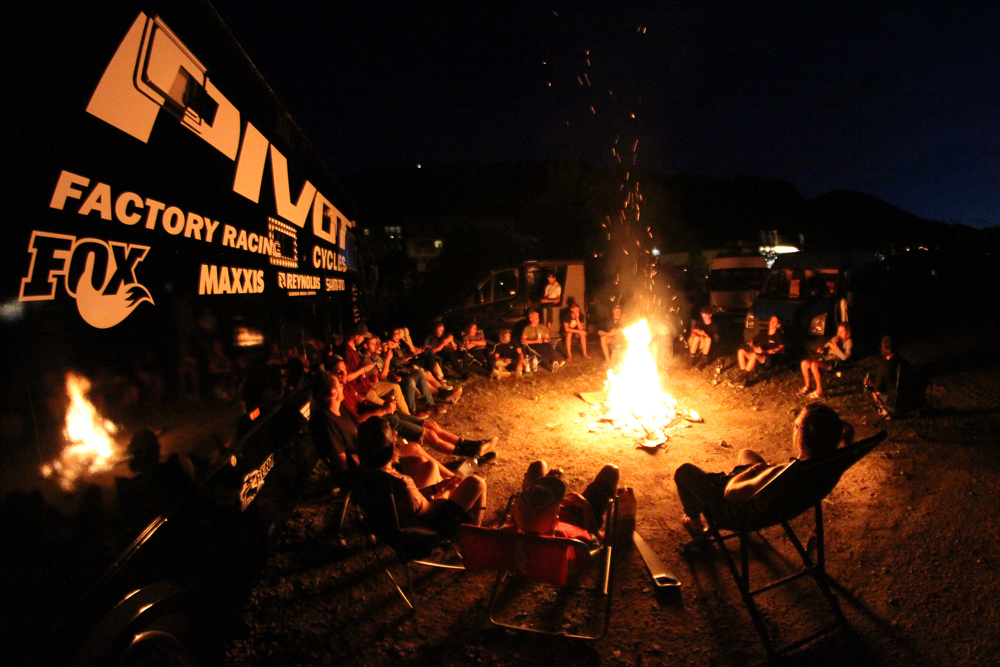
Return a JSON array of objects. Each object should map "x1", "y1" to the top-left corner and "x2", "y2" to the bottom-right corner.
[{"x1": 683, "y1": 305, "x2": 858, "y2": 399}]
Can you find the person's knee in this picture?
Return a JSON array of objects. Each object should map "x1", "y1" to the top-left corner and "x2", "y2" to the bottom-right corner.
[
  {"x1": 674, "y1": 462, "x2": 704, "y2": 487},
  {"x1": 593, "y1": 464, "x2": 620, "y2": 490}
]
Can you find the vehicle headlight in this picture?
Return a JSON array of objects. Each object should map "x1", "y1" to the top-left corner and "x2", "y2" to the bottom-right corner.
[
  {"x1": 745, "y1": 313, "x2": 755, "y2": 330},
  {"x1": 810, "y1": 313, "x2": 827, "y2": 336}
]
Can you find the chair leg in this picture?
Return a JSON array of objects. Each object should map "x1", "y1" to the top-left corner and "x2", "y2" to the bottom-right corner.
[{"x1": 705, "y1": 525, "x2": 776, "y2": 658}]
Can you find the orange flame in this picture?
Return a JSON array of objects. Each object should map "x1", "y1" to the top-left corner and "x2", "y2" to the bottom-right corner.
[
  {"x1": 40, "y1": 372, "x2": 120, "y2": 491},
  {"x1": 605, "y1": 319, "x2": 677, "y2": 438}
]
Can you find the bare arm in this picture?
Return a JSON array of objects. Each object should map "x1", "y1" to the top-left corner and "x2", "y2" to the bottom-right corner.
[{"x1": 723, "y1": 463, "x2": 789, "y2": 504}]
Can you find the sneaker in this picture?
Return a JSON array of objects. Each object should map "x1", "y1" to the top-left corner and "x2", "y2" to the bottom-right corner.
[
  {"x1": 456, "y1": 436, "x2": 496, "y2": 458},
  {"x1": 476, "y1": 451, "x2": 497, "y2": 466},
  {"x1": 551, "y1": 360, "x2": 565, "y2": 372},
  {"x1": 531, "y1": 357, "x2": 539, "y2": 373},
  {"x1": 443, "y1": 387, "x2": 463, "y2": 404},
  {"x1": 490, "y1": 369, "x2": 501, "y2": 379}
]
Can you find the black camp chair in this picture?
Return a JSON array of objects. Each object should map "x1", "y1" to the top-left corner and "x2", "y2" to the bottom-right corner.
[
  {"x1": 459, "y1": 493, "x2": 618, "y2": 640},
  {"x1": 353, "y1": 471, "x2": 464, "y2": 610},
  {"x1": 683, "y1": 431, "x2": 887, "y2": 659}
]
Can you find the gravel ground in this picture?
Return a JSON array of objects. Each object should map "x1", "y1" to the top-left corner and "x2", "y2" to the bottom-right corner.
[{"x1": 225, "y1": 329, "x2": 1000, "y2": 666}]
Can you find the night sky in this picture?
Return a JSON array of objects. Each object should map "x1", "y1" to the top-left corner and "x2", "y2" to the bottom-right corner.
[{"x1": 213, "y1": 1, "x2": 999, "y2": 229}]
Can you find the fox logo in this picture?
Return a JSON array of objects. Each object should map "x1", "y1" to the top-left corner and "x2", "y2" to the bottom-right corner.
[{"x1": 20, "y1": 231, "x2": 154, "y2": 328}]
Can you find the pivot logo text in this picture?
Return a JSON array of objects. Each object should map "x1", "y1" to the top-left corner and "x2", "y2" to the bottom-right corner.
[
  {"x1": 87, "y1": 13, "x2": 353, "y2": 251},
  {"x1": 20, "y1": 231, "x2": 154, "y2": 329}
]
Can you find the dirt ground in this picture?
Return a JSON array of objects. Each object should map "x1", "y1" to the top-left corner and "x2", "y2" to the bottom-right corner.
[{"x1": 225, "y1": 328, "x2": 1000, "y2": 666}]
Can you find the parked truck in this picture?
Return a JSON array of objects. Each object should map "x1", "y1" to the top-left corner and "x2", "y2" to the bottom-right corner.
[{"x1": 3, "y1": 1, "x2": 357, "y2": 663}]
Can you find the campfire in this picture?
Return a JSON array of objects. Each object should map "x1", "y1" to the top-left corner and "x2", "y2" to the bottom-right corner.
[
  {"x1": 40, "y1": 372, "x2": 121, "y2": 491},
  {"x1": 584, "y1": 319, "x2": 699, "y2": 446}
]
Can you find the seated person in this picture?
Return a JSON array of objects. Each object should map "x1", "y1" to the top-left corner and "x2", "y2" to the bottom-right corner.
[
  {"x1": 329, "y1": 361, "x2": 495, "y2": 460},
  {"x1": 540, "y1": 272, "x2": 562, "y2": 326},
  {"x1": 865, "y1": 335, "x2": 907, "y2": 407},
  {"x1": 800, "y1": 323, "x2": 853, "y2": 398},
  {"x1": 674, "y1": 403, "x2": 853, "y2": 535},
  {"x1": 461, "y1": 322, "x2": 490, "y2": 374},
  {"x1": 688, "y1": 306, "x2": 719, "y2": 369},
  {"x1": 309, "y1": 372, "x2": 360, "y2": 485},
  {"x1": 424, "y1": 320, "x2": 468, "y2": 380},
  {"x1": 510, "y1": 460, "x2": 620, "y2": 543},
  {"x1": 492, "y1": 328, "x2": 524, "y2": 378},
  {"x1": 356, "y1": 417, "x2": 487, "y2": 532},
  {"x1": 521, "y1": 310, "x2": 565, "y2": 372},
  {"x1": 737, "y1": 315, "x2": 785, "y2": 374},
  {"x1": 388, "y1": 328, "x2": 462, "y2": 406},
  {"x1": 361, "y1": 334, "x2": 417, "y2": 416},
  {"x1": 598, "y1": 305, "x2": 627, "y2": 363},
  {"x1": 561, "y1": 302, "x2": 591, "y2": 361}
]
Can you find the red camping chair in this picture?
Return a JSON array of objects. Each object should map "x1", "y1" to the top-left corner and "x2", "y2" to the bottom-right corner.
[{"x1": 459, "y1": 493, "x2": 618, "y2": 640}]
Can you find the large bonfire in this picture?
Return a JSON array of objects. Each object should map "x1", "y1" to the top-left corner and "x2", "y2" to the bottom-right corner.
[{"x1": 604, "y1": 319, "x2": 682, "y2": 441}]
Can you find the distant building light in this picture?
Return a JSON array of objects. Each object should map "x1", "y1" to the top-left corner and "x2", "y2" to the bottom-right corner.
[
  {"x1": 434, "y1": 239, "x2": 443, "y2": 249},
  {"x1": 363, "y1": 228, "x2": 370, "y2": 236},
  {"x1": 651, "y1": 248, "x2": 661, "y2": 256},
  {"x1": 417, "y1": 164, "x2": 421, "y2": 168}
]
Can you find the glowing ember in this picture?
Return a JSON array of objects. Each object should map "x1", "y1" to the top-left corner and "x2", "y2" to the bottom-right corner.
[
  {"x1": 605, "y1": 319, "x2": 677, "y2": 439},
  {"x1": 40, "y1": 372, "x2": 120, "y2": 491}
]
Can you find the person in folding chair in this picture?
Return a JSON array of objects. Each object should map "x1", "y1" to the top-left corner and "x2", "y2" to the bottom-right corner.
[
  {"x1": 674, "y1": 403, "x2": 853, "y2": 537},
  {"x1": 356, "y1": 417, "x2": 487, "y2": 535},
  {"x1": 799, "y1": 322, "x2": 853, "y2": 398},
  {"x1": 510, "y1": 461, "x2": 620, "y2": 542}
]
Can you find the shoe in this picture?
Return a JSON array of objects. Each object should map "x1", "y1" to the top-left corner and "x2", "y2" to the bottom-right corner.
[
  {"x1": 490, "y1": 369, "x2": 500, "y2": 379},
  {"x1": 443, "y1": 387, "x2": 463, "y2": 404},
  {"x1": 456, "y1": 436, "x2": 497, "y2": 458},
  {"x1": 497, "y1": 370, "x2": 511, "y2": 379},
  {"x1": 476, "y1": 451, "x2": 497, "y2": 466},
  {"x1": 412, "y1": 411, "x2": 430, "y2": 420},
  {"x1": 798, "y1": 386, "x2": 811, "y2": 395},
  {"x1": 531, "y1": 357, "x2": 539, "y2": 373},
  {"x1": 551, "y1": 360, "x2": 564, "y2": 372}
]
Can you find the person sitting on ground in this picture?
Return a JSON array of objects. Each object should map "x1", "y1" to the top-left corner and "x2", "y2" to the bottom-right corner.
[
  {"x1": 356, "y1": 417, "x2": 487, "y2": 533},
  {"x1": 599, "y1": 305, "x2": 627, "y2": 364},
  {"x1": 521, "y1": 309, "x2": 565, "y2": 372},
  {"x1": 361, "y1": 334, "x2": 418, "y2": 416},
  {"x1": 737, "y1": 315, "x2": 785, "y2": 375},
  {"x1": 674, "y1": 403, "x2": 853, "y2": 536},
  {"x1": 388, "y1": 328, "x2": 461, "y2": 406},
  {"x1": 561, "y1": 302, "x2": 591, "y2": 361},
  {"x1": 688, "y1": 306, "x2": 720, "y2": 369},
  {"x1": 461, "y1": 322, "x2": 490, "y2": 375},
  {"x1": 424, "y1": 320, "x2": 468, "y2": 380},
  {"x1": 492, "y1": 328, "x2": 524, "y2": 378},
  {"x1": 540, "y1": 272, "x2": 562, "y2": 326},
  {"x1": 510, "y1": 460, "x2": 620, "y2": 543},
  {"x1": 800, "y1": 323, "x2": 853, "y2": 398},
  {"x1": 330, "y1": 361, "x2": 495, "y2": 460},
  {"x1": 115, "y1": 429, "x2": 195, "y2": 534}
]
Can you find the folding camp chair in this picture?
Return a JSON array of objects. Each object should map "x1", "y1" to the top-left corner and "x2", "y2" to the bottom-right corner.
[
  {"x1": 354, "y1": 472, "x2": 464, "y2": 610},
  {"x1": 684, "y1": 431, "x2": 887, "y2": 659},
  {"x1": 866, "y1": 360, "x2": 928, "y2": 442},
  {"x1": 459, "y1": 493, "x2": 618, "y2": 639}
]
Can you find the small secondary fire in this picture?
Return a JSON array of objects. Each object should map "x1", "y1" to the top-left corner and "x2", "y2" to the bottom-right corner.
[
  {"x1": 604, "y1": 319, "x2": 697, "y2": 441},
  {"x1": 41, "y1": 371, "x2": 121, "y2": 491}
]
